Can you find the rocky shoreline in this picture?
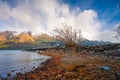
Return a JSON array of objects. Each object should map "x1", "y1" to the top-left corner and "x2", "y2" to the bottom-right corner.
[{"x1": 2, "y1": 49, "x2": 120, "y2": 80}]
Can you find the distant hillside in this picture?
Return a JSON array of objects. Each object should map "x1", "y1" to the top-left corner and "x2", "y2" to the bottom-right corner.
[
  {"x1": 18, "y1": 33, "x2": 34, "y2": 43},
  {"x1": 0, "y1": 31, "x2": 114, "y2": 49},
  {"x1": 80, "y1": 39, "x2": 112, "y2": 46},
  {"x1": 0, "y1": 31, "x2": 56, "y2": 49}
]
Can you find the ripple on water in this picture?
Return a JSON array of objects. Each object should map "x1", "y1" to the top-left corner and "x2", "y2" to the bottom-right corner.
[{"x1": 0, "y1": 50, "x2": 50, "y2": 78}]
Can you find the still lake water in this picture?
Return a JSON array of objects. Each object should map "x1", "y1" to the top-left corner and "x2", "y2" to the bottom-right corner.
[{"x1": 0, "y1": 50, "x2": 49, "y2": 78}]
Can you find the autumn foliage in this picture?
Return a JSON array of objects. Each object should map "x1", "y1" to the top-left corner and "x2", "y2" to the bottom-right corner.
[{"x1": 17, "y1": 33, "x2": 34, "y2": 43}]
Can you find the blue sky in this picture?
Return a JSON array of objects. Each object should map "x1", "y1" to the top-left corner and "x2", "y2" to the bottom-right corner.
[
  {"x1": 62, "y1": 0, "x2": 120, "y2": 28},
  {"x1": 0, "y1": 0, "x2": 120, "y2": 42}
]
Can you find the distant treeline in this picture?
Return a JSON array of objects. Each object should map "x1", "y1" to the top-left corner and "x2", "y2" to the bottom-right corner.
[{"x1": 0, "y1": 31, "x2": 63, "y2": 49}]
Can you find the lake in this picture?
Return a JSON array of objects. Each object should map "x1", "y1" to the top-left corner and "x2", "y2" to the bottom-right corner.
[{"x1": 0, "y1": 50, "x2": 49, "y2": 78}]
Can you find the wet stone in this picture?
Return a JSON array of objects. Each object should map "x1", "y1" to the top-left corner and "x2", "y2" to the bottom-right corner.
[
  {"x1": 7, "y1": 73, "x2": 11, "y2": 77},
  {"x1": 115, "y1": 71, "x2": 120, "y2": 80},
  {"x1": 100, "y1": 66, "x2": 111, "y2": 71},
  {"x1": 11, "y1": 70, "x2": 15, "y2": 72}
]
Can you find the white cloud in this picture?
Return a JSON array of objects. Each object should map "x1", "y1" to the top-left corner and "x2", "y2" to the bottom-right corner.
[
  {"x1": 0, "y1": 1, "x2": 11, "y2": 20},
  {"x1": 96, "y1": 30, "x2": 117, "y2": 42},
  {"x1": 0, "y1": 0, "x2": 118, "y2": 42}
]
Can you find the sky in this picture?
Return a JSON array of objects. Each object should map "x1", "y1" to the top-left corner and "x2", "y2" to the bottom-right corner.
[{"x1": 0, "y1": 0, "x2": 120, "y2": 42}]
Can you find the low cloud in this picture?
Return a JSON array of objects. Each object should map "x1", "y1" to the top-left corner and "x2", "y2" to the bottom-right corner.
[{"x1": 0, "y1": 0, "x2": 119, "y2": 42}]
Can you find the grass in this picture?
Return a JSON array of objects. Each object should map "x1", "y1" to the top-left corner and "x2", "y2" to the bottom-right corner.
[{"x1": 0, "y1": 44, "x2": 9, "y2": 49}]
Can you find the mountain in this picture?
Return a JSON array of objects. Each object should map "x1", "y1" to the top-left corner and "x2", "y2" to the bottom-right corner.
[
  {"x1": 80, "y1": 39, "x2": 112, "y2": 46},
  {"x1": 18, "y1": 33, "x2": 34, "y2": 43}
]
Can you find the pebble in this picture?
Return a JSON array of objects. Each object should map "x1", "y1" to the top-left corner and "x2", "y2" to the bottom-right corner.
[
  {"x1": 9, "y1": 50, "x2": 120, "y2": 80},
  {"x1": 100, "y1": 66, "x2": 111, "y2": 71},
  {"x1": 56, "y1": 74, "x2": 62, "y2": 79},
  {"x1": 64, "y1": 72, "x2": 74, "y2": 77}
]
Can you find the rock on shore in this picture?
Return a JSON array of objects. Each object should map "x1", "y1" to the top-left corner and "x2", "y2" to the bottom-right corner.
[{"x1": 10, "y1": 49, "x2": 120, "y2": 80}]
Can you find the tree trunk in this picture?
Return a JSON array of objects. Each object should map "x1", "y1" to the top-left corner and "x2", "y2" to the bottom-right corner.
[{"x1": 65, "y1": 42, "x2": 77, "y2": 56}]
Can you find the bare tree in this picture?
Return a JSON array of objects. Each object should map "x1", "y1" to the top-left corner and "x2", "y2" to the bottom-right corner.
[
  {"x1": 54, "y1": 23, "x2": 82, "y2": 43},
  {"x1": 27, "y1": 31, "x2": 32, "y2": 36},
  {"x1": 54, "y1": 23, "x2": 83, "y2": 56}
]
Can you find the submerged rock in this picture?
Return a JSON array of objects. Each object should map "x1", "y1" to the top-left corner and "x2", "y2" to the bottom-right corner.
[
  {"x1": 11, "y1": 70, "x2": 15, "y2": 72},
  {"x1": 7, "y1": 73, "x2": 11, "y2": 77}
]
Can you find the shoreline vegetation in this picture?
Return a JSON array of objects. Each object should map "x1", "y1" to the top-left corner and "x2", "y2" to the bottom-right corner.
[{"x1": 2, "y1": 49, "x2": 120, "y2": 80}]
